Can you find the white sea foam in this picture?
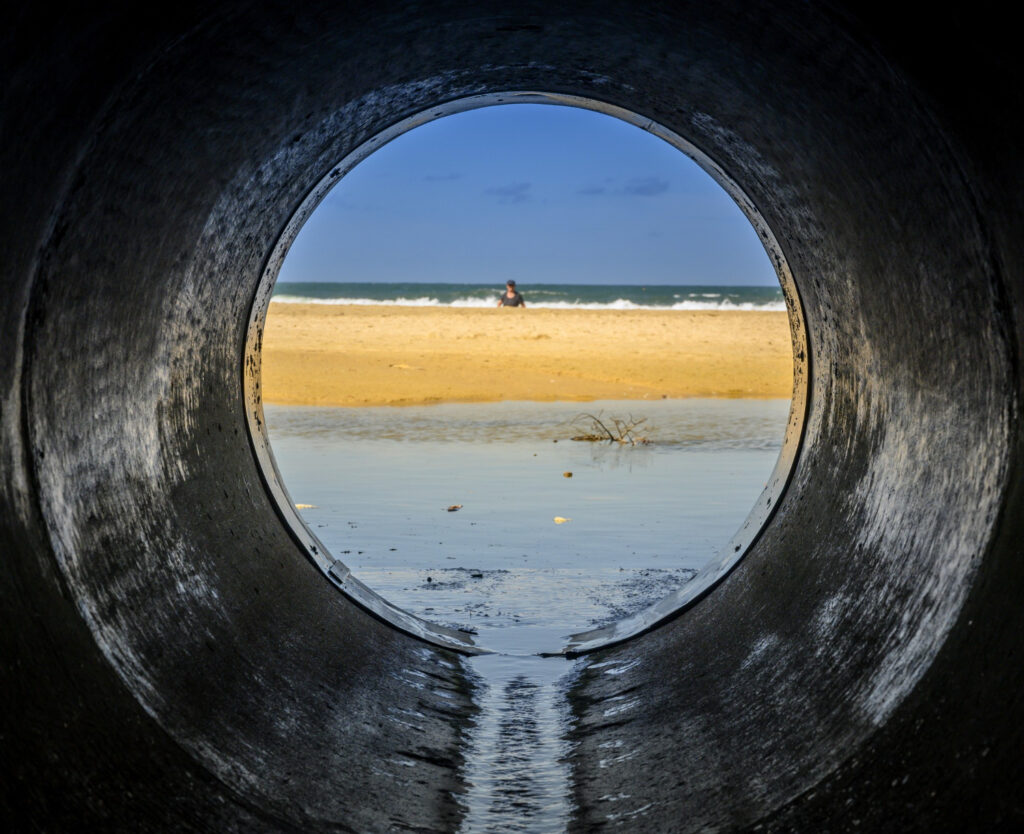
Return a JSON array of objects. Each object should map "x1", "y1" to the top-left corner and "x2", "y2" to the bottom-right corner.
[
  {"x1": 271, "y1": 294, "x2": 785, "y2": 312},
  {"x1": 272, "y1": 294, "x2": 444, "y2": 306}
]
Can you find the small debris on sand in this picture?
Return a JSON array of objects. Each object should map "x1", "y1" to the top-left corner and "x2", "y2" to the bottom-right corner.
[
  {"x1": 447, "y1": 504, "x2": 463, "y2": 512},
  {"x1": 295, "y1": 503, "x2": 317, "y2": 509},
  {"x1": 553, "y1": 516, "x2": 571, "y2": 524},
  {"x1": 563, "y1": 471, "x2": 573, "y2": 478}
]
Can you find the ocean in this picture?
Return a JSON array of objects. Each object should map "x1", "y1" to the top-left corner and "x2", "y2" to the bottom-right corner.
[{"x1": 271, "y1": 281, "x2": 785, "y2": 311}]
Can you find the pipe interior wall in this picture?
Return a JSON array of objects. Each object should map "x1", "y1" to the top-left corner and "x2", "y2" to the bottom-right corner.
[{"x1": 2, "y1": 1, "x2": 1021, "y2": 830}]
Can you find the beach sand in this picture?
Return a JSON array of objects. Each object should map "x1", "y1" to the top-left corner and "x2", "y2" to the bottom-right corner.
[{"x1": 261, "y1": 303, "x2": 793, "y2": 407}]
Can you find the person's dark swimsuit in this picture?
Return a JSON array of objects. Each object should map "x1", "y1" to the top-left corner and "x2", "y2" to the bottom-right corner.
[{"x1": 499, "y1": 291, "x2": 525, "y2": 307}]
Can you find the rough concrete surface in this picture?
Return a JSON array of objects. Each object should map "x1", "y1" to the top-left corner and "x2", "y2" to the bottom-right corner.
[{"x1": 2, "y1": 1, "x2": 1022, "y2": 831}]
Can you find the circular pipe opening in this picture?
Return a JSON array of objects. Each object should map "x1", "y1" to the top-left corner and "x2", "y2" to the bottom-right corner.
[{"x1": 244, "y1": 91, "x2": 809, "y2": 656}]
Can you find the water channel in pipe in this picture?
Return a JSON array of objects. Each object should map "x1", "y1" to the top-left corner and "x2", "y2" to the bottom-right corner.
[{"x1": 254, "y1": 99, "x2": 798, "y2": 828}]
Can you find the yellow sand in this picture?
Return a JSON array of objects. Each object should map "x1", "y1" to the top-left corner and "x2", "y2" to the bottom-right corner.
[{"x1": 261, "y1": 303, "x2": 793, "y2": 407}]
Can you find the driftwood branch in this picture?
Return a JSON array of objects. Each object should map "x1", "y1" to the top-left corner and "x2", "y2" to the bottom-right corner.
[
  {"x1": 580, "y1": 412, "x2": 616, "y2": 441},
  {"x1": 570, "y1": 412, "x2": 651, "y2": 445}
]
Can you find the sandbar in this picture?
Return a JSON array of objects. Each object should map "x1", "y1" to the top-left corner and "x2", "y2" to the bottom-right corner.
[{"x1": 261, "y1": 303, "x2": 793, "y2": 407}]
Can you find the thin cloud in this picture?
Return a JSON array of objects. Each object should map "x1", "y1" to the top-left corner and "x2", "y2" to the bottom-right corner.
[
  {"x1": 577, "y1": 177, "x2": 670, "y2": 197},
  {"x1": 484, "y1": 182, "x2": 532, "y2": 203},
  {"x1": 622, "y1": 176, "x2": 670, "y2": 196}
]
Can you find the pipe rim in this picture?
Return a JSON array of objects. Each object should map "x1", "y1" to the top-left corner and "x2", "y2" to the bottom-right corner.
[{"x1": 243, "y1": 90, "x2": 810, "y2": 657}]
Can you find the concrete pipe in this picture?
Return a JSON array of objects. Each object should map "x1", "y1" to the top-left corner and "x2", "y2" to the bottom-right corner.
[{"x1": 2, "y1": 1, "x2": 1021, "y2": 830}]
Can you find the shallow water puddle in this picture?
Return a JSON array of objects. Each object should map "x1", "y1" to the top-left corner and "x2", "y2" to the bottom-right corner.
[{"x1": 266, "y1": 398, "x2": 786, "y2": 644}]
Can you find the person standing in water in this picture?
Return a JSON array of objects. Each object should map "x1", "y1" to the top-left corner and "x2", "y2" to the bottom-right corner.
[{"x1": 496, "y1": 280, "x2": 526, "y2": 308}]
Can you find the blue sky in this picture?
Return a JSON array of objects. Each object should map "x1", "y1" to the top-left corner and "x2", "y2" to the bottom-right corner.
[{"x1": 279, "y1": 104, "x2": 777, "y2": 286}]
